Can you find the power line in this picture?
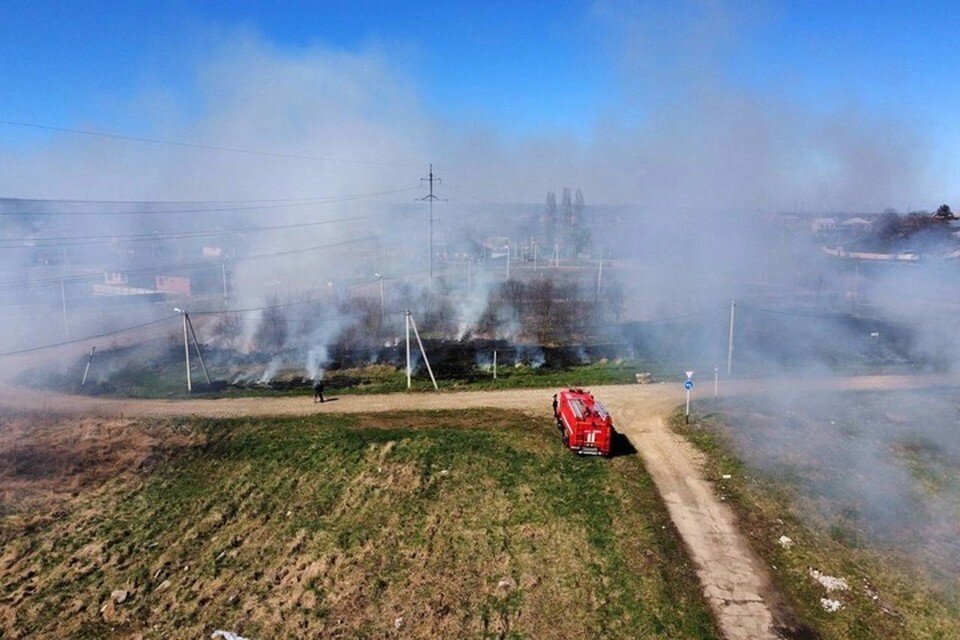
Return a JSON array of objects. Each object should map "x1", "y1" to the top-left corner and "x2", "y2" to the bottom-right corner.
[
  {"x1": 1, "y1": 194, "x2": 396, "y2": 205},
  {"x1": 0, "y1": 212, "x2": 385, "y2": 249},
  {"x1": 437, "y1": 183, "x2": 487, "y2": 203},
  {"x1": 0, "y1": 315, "x2": 178, "y2": 358},
  {"x1": 640, "y1": 306, "x2": 728, "y2": 324},
  {"x1": 0, "y1": 294, "x2": 341, "y2": 358},
  {"x1": 0, "y1": 186, "x2": 421, "y2": 216},
  {"x1": 0, "y1": 235, "x2": 381, "y2": 291},
  {"x1": 735, "y1": 303, "x2": 869, "y2": 321},
  {"x1": 0, "y1": 119, "x2": 424, "y2": 167},
  {"x1": 192, "y1": 297, "x2": 328, "y2": 316}
]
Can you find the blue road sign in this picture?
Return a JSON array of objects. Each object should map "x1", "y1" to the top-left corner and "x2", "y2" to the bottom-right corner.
[{"x1": 684, "y1": 380, "x2": 694, "y2": 390}]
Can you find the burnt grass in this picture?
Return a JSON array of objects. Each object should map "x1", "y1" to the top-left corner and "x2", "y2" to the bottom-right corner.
[
  {"x1": 21, "y1": 338, "x2": 665, "y2": 398},
  {"x1": 671, "y1": 399, "x2": 960, "y2": 640},
  {"x1": 1, "y1": 410, "x2": 719, "y2": 639},
  {"x1": 23, "y1": 303, "x2": 944, "y2": 400}
]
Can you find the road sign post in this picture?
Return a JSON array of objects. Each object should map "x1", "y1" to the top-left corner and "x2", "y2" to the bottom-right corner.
[
  {"x1": 713, "y1": 365, "x2": 719, "y2": 399},
  {"x1": 684, "y1": 371, "x2": 694, "y2": 424}
]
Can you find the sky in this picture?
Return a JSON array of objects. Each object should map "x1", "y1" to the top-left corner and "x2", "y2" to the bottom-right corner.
[{"x1": 1, "y1": 0, "x2": 959, "y2": 206}]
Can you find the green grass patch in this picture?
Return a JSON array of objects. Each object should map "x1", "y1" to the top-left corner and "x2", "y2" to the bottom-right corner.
[{"x1": 3, "y1": 409, "x2": 717, "y2": 639}]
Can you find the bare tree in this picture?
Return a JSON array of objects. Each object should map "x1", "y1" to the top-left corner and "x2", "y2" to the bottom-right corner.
[
  {"x1": 254, "y1": 297, "x2": 288, "y2": 352},
  {"x1": 207, "y1": 312, "x2": 243, "y2": 349}
]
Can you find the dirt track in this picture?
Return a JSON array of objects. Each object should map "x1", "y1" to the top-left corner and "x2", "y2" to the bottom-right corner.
[{"x1": 1, "y1": 373, "x2": 955, "y2": 639}]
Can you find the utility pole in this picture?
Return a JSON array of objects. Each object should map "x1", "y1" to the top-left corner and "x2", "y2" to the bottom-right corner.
[
  {"x1": 81, "y1": 346, "x2": 96, "y2": 386},
  {"x1": 376, "y1": 273, "x2": 385, "y2": 328},
  {"x1": 405, "y1": 310, "x2": 412, "y2": 389},
  {"x1": 596, "y1": 249, "x2": 603, "y2": 298},
  {"x1": 405, "y1": 309, "x2": 438, "y2": 390},
  {"x1": 726, "y1": 300, "x2": 736, "y2": 376},
  {"x1": 505, "y1": 240, "x2": 511, "y2": 280},
  {"x1": 409, "y1": 312, "x2": 438, "y2": 390},
  {"x1": 421, "y1": 164, "x2": 443, "y2": 284},
  {"x1": 177, "y1": 308, "x2": 192, "y2": 392},
  {"x1": 59, "y1": 279, "x2": 69, "y2": 338},
  {"x1": 185, "y1": 313, "x2": 212, "y2": 385},
  {"x1": 852, "y1": 259, "x2": 861, "y2": 309},
  {"x1": 221, "y1": 263, "x2": 229, "y2": 302}
]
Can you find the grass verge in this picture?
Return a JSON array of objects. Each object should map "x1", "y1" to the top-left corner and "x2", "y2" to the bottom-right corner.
[
  {"x1": 25, "y1": 359, "x2": 662, "y2": 399},
  {"x1": 670, "y1": 407, "x2": 960, "y2": 640}
]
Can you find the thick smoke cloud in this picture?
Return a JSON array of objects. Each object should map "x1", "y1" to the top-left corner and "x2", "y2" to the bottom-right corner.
[
  {"x1": 0, "y1": 7, "x2": 943, "y2": 368},
  {"x1": 0, "y1": 1, "x2": 957, "y2": 595}
]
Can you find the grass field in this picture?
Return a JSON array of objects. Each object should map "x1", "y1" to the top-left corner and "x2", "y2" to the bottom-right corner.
[
  {"x1": 25, "y1": 358, "x2": 662, "y2": 399},
  {"x1": 1, "y1": 409, "x2": 718, "y2": 639},
  {"x1": 671, "y1": 402, "x2": 960, "y2": 640}
]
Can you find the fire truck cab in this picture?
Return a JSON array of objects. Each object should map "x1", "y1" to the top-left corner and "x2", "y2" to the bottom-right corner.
[{"x1": 553, "y1": 388, "x2": 615, "y2": 456}]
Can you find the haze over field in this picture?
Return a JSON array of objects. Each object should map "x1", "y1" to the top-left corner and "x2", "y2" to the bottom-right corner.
[
  {"x1": 3, "y1": 2, "x2": 959, "y2": 366},
  {"x1": 3, "y1": 3, "x2": 960, "y2": 639}
]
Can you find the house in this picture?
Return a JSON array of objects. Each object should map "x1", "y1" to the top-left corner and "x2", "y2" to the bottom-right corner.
[
  {"x1": 811, "y1": 218, "x2": 836, "y2": 234},
  {"x1": 156, "y1": 275, "x2": 191, "y2": 295},
  {"x1": 841, "y1": 217, "x2": 871, "y2": 227}
]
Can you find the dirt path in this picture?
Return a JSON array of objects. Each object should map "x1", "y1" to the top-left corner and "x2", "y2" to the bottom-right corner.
[
  {"x1": 604, "y1": 389, "x2": 783, "y2": 639},
  {"x1": 2, "y1": 373, "x2": 955, "y2": 639}
]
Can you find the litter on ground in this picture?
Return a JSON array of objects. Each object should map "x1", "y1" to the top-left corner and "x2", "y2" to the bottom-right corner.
[
  {"x1": 809, "y1": 568, "x2": 849, "y2": 592},
  {"x1": 820, "y1": 598, "x2": 843, "y2": 613}
]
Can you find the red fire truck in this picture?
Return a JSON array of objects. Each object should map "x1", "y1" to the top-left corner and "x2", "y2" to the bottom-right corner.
[{"x1": 552, "y1": 388, "x2": 615, "y2": 456}]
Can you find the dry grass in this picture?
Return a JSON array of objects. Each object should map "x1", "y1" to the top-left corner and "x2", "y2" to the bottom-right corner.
[
  {"x1": 672, "y1": 407, "x2": 960, "y2": 640},
  {"x1": 1, "y1": 409, "x2": 717, "y2": 639}
]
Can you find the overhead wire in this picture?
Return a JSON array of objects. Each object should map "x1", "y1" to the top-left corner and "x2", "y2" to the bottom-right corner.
[
  {"x1": 0, "y1": 234, "x2": 382, "y2": 291},
  {"x1": 641, "y1": 306, "x2": 729, "y2": 324},
  {"x1": 0, "y1": 186, "x2": 422, "y2": 216},
  {"x1": 0, "y1": 119, "x2": 425, "y2": 167},
  {"x1": 735, "y1": 302, "x2": 869, "y2": 321},
  {"x1": 0, "y1": 212, "x2": 387, "y2": 249},
  {"x1": 0, "y1": 291, "x2": 355, "y2": 358},
  {"x1": 0, "y1": 315, "x2": 179, "y2": 358}
]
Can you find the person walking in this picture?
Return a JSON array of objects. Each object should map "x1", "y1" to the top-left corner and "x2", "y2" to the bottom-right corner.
[{"x1": 313, "y1": 380, "x2": 325, "y2": 403}]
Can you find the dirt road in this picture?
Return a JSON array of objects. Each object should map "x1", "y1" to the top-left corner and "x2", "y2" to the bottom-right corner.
[{"x1": 2, "y1": 373, "x2": 954, "y2": 639}]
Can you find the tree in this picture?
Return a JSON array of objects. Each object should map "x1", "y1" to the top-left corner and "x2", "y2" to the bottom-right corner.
[
  {"x1": 573, "y1": 188, "x2": 585, "y2": 218},
  {"x1": 543, "y1": 191, "x2": 558, "y2": 244},
  {"x1": 207, "y1": 312, "x2": 243, "y2": 349},
  {"x1": 934, "y1": 204, "x2": 956, "y2": 221},
  {"x1": 561, "y1": 188, "x2": 573, "y2": 222},
  {"x1": 254, "y1": 297, "x2": 288, "y2": 351}
]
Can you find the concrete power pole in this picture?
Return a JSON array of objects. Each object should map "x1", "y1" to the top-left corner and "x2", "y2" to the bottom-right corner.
[
  {"x1": 726, "y1": 300, "x2": 736, "y2": 376},
  {"x1": 179, "y1": 310, "x2": 192, "y2": 392},
  {"x1": 421, "y1": 164, "x2": 443, "y2": 285},
  {"x1": 59, "y1": 279, "x2": 69, "y2": 338},
  {"x1": 405, "y1": 310, "x2": 412, "y2": 389},
  {"x1": 404, "y1": 309, "x2": 438, "y2": 390},
  {"x1": 185, "y1": 313, "x2": 212, "y2": 385},
  {"x1": 596, "y1": 249, "x2": 603, "y2": 298},
  {"x1": 505, "y1": 239, "x2": 511, "y2": 280}
]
